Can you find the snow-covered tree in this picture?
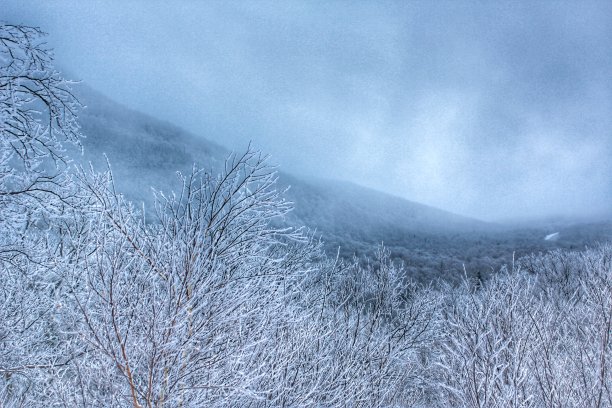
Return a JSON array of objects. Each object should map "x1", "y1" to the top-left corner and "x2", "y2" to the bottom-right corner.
[
  {"x1": 0, "y1": 23, "x2": 82, "y2": 405},
  {"x1": 2, "y1": 22, "x2": 610, "y2": 408},
  {"x1": 0, "y1": 23, "x2": 81, "y2": 236},
  {"x1": 436, "y1": 246, "x2": 612, "y2": 407},
  {"x1": 59, "y1": 150, "x2": 313, "y2": 406}
]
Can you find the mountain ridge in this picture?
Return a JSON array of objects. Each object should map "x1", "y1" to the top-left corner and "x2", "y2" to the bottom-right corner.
[
  {"x1": 70, "y1": 83, "x2": 611, "y2": 284},
  {"x1": 73, "y1": 84, "x2": 489, "y2": 237}
]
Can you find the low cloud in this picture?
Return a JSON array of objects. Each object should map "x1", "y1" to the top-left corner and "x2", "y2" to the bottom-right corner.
[{"x1": 5, "y1": 1, "x2": 611, "y2": 220}]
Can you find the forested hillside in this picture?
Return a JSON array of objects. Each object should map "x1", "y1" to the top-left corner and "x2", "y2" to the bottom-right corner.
[
  {"x1": 73, "y1": 84, "x2": 612, "y2": 285},
  {"x1": 1, "y1": 24, "x2": 610, "y2": 407}
]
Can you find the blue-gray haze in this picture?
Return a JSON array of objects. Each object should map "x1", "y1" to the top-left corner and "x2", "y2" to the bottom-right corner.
[{"x1": 4, "y1": 1, "x2": 612, "y2": 221}]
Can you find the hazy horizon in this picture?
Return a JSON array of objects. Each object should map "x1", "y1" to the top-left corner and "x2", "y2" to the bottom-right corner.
[{"x1": 4, "y1": 1, "x2": 611, "y2": 221}]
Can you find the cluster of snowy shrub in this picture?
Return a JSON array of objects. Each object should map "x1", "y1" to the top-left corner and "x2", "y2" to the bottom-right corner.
[{"x1": 1, "y1": 24, "x2": 610, "y2": 407}]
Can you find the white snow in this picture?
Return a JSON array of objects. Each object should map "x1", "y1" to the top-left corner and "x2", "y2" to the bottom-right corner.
[{"x1": 545, "y1": 232, "x2": 560, "y2": 241}]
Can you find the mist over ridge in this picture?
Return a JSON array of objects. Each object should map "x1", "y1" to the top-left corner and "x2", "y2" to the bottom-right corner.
[
  {"x1": 4, "y1": 1, "x2": 612, "y2": 221},
  {"x1": 69, "y1": 83, "x2": 611, "y2": 285}
]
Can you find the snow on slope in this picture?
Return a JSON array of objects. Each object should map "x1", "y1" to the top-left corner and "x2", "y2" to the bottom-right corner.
[{"x1": 545, "y1": 232, "x2": 560, "y2": 241}]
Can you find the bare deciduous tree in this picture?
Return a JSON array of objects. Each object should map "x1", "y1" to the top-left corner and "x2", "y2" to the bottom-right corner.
[
  {"x1": 63, "y1": 150, "x2": 311, "y2": 406},
  {"x1": 0, "y1": 23, "x2": 82, "y2": 405}
]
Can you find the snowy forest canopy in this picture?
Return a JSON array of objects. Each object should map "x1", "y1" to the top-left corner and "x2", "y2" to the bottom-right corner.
[{"x1": 1, "y1": 24, "x2": 611, "y2": 407}]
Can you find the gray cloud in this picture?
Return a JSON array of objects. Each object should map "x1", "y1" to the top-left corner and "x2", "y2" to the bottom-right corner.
[{"x1": 4, "y1": 0, "x2": 611, "y2": 220}]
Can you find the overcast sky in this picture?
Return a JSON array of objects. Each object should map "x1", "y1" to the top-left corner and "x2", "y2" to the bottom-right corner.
[{"x1": 4, "y1": 1, "x2": 612, "y2": 221}]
